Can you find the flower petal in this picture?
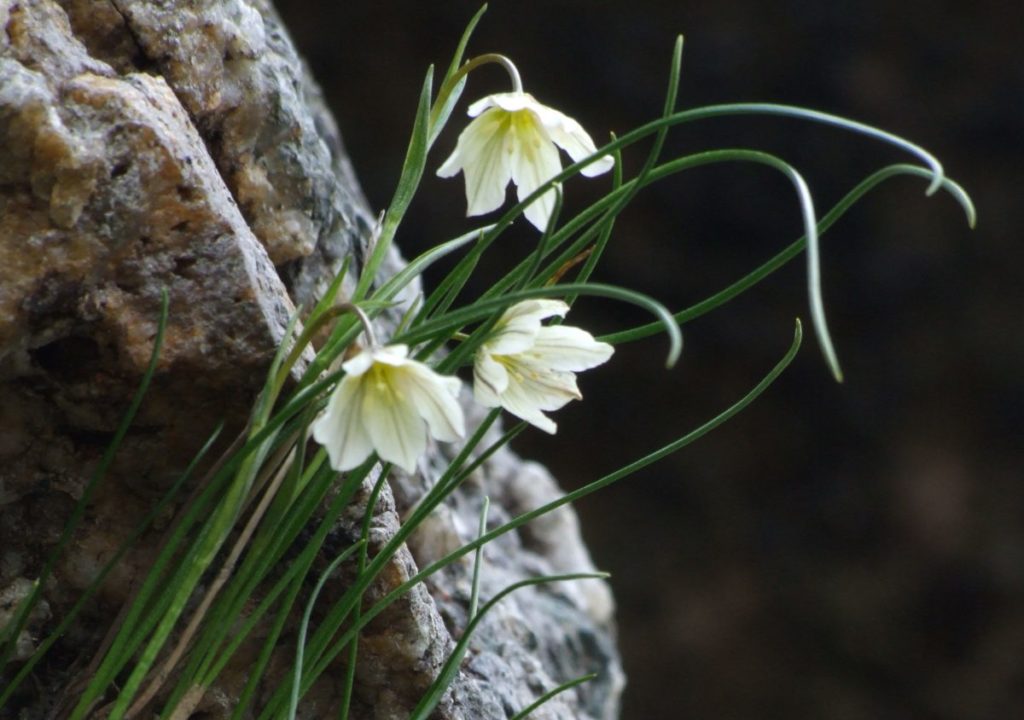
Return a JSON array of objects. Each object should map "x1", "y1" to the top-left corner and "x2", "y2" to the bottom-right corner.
[
  {"x1": 509, "y1": 111, "x2": 562, "y2": 231},
  {"x1": 341, "y1": 347, "x2": 376, "y2": 376},
  {"x1": 482, "y1": 325, "x2": 537, "y2": 357},
  {"x1": 499, "y1": 298, "x2": 569, "y2": 326},
  {"x1": 481, "y1": 300, "x2": 561, "y2": 357},
  {"x1": 481, "y1": 92, "x2": 536, "y2": 114},
  {"x1": 312, "y1": 374, "x2": 374, "y2": 471},
  {"x1": 441, "y1": 91, "x2": 611, "y2": 231},
  {"x1": 371, "y1": 344, "x2": 410, "y2": 366},
  {"x1": 538, "y1": 105, "x2": 614, "y2": 177},
  {"x1": 490, "y1": 354, "x2": 582, "y2": 433},
  {"x1": 493, "y1": 368, "x2": 569, "y2": 434},
  {"x1": 361, "y1": 366, "x2": 427, "y2": 473},
  {"x1": 466, "y1": 93, "x2": 504, "y2": 117},
  {"x1": 529, "y1": 325, "x2": 614, "y2": 371},
  {"x1": 397, "y1": 364, "x2": 465, "y2": 443},
  {"x1": 503, "y1": 403, "x2": 557, "y2": 434},
  {"x1": 473, "y1": 351, "x2": 510, "y2": 407},
  {"x1": 507, "y1": 359, "x2": 582, "y2": 410},
  {"x1": 438, "y1": 110, "x2": 514, "y2": 217}
]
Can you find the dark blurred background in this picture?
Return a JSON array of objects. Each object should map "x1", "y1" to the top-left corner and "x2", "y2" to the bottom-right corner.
[{"x1": 277, "y1": 2, "x2": 1021, "y2": 718}]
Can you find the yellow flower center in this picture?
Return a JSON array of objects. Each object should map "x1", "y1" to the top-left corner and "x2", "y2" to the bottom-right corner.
[
  {"x1": 367, "y1": 362, "x2": 404, "y2": 402},
  {"x1": 509, "y1": 109, "x2": 543, "y2": 149},
  {"x1": 494, "y1": 353, "x2": 538, "y2": 384}
]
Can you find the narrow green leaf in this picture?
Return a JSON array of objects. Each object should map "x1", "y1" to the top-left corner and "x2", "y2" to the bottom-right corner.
[
  {"x1": 444, "y1": 5, "x2": 487, "y2": 82},
  {"x1": 298, "y1": 323, "x2": 802, "y2": 698},
  {"x1": 469, "y1": 496, "x2": 490, "y2": 620},
  {"x1": 509, "y1": 673, "x2": 597, "y2": 720},
  {"x1": 0, "y1": 426, "x2": 220, "y2": 708},
  {"x1": 395, "y1": 281, "x2": 682, "y2": 370},
  {"x1": 428, "y1": 5, "x2": 487, "y2": 146},
  {"x1": 339, "y1": 469, "x2": 391, "y2": 720},
  {"x1": 409, "y1": 572, "x2": 608, "y2": 720},
  {"x1": 374, "y1": 224, "x2": 493, "y2": 304},
  {"x1": 601, "y1": 164, "x2": 976, "y2": 345},
  {"x1": 257, "y1": 412, "x2": 510, "y2": 718},
  {"x1": 355, "y1": 66, "x2": 435, "y2": 300},
  {"x1": 288, "y1": 541, "x2": 365, "y2": 720}
]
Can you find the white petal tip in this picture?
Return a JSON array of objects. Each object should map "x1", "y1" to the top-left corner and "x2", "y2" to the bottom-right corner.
[
  {"x1": 531, "y1": 416, "x2": 558, "y2": 434},
  {"x1": 581, "y1": 155, "x2": 615, "y2": 177}
]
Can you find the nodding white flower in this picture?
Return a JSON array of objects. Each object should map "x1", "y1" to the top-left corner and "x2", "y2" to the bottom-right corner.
[
  {"x1": 312, "y1": 344, "x2": 465, "y2": 474},
  {"x1": 473, "y1": 299, "x2": 614, "y2": 433},
  {"x1": 437, "y1": 92, "x2": 614, "y2": 232}
]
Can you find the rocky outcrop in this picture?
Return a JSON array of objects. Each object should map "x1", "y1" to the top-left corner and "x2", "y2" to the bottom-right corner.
[{"x1": 0, "y1": 1, "x2": 622, "y2": 717}]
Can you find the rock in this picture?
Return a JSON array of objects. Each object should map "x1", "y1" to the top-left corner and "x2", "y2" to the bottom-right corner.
[
  {"x1": 0, "y1": 1, "x2": 622, "y2": 718},
  {"x1": 0, "y1": 578, "x2": 51, "y2": 662},
  {"x1": 398, "y1": 402, "x2": 624, "y2": 720}
]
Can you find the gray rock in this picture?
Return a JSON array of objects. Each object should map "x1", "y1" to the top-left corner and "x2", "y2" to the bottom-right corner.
[{"x1": 0, "y1": 1, "x2": 622, "y2": 717}]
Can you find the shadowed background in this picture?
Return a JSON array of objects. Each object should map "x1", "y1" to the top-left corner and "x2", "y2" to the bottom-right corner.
[{"x1": 277, "y1": 2, "x2": 1021, "y2": 718}]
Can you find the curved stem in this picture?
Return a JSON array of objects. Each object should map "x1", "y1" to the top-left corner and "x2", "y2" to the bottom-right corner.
[
  {"x1": 338, "y1": 302, "x2": 379, "y2": 348},
  {"x1": 451, "y1": 53, "x2": 523, "y2": 94}
]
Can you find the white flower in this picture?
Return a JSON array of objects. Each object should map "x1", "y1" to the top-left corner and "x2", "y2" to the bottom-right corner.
[
  {"x1": 312, "y1": 344, "x2": 465, "y2": 473},
  {"x1": 473, "y1": 299, "x2": 614, "y2": 433},
  {"x1": 437, "y1": 92, "x2": 614, "y2": 232}
]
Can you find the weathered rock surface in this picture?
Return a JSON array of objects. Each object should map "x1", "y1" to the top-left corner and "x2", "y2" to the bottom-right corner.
[{"x1": 0, "y1": 1, "x2": 622, "y2": 718}]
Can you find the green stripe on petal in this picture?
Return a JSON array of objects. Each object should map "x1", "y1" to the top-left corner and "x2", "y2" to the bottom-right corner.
[
  {"x1": 312, "y1": 375, "x2": 374, "y2": 471},
  {"x1": 362, "y1": 364, "x2": 428, "y2": 474}
]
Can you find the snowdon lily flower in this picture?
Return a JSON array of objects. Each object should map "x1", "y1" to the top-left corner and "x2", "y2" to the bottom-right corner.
[
  {"x1": 437, "y1": 92, "x2": 614, "y2": 231},
  {"x1": 473, "y1": 299, "x2": 614, "y2": 433},
  {"x1": 312, "y1": 344, "x2": 465, "y2": 473}
]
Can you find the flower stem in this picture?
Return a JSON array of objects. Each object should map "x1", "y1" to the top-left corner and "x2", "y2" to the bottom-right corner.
[
  {"x1": 337, "y1": 302, "x2": 379, "y2": 348},
  {"x1": 450, "y1": 53, "x2": 523, "y2": 95}
]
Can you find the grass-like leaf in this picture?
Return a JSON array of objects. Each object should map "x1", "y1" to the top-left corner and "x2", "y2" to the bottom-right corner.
[
  {"x1": 601, "y1": 164, "x2": 976, "y2": 345},
  {"x1": 277, "y1": 322, "x2": 801, "y2": 709},
  {"x1": 288, "y1": 540, "x2": 365, "y2": 720},
  {"x1": 509, "y1": 672, "x2": 598, "y2": 720},
  {"x1": 408, "y1": 572, "x2": 609, "y2": 720}
]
